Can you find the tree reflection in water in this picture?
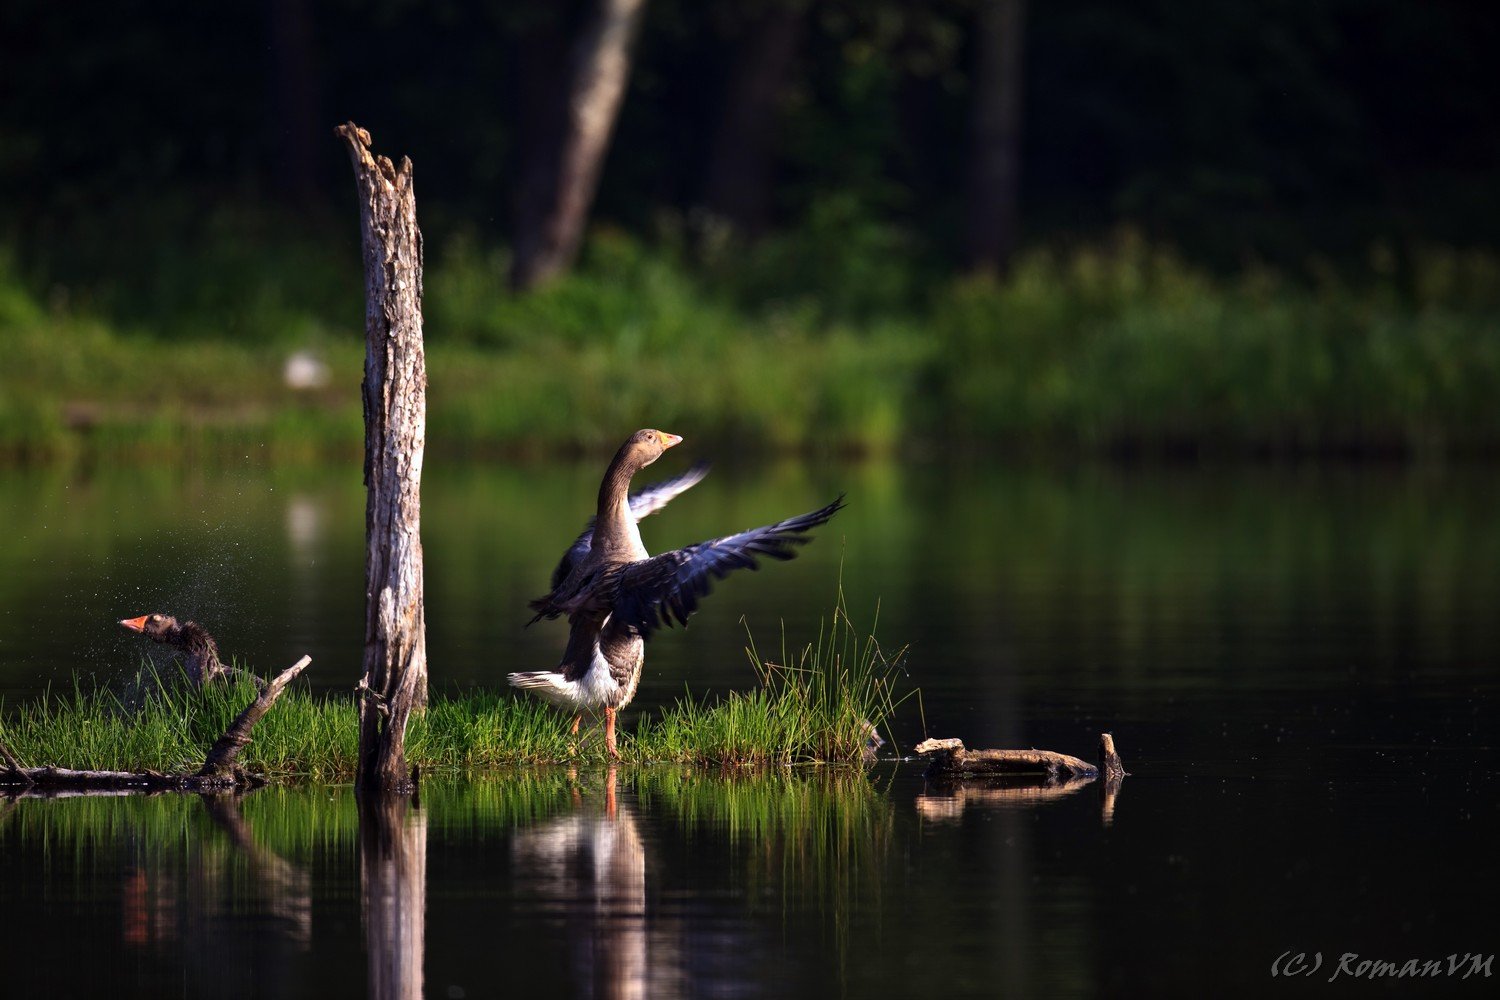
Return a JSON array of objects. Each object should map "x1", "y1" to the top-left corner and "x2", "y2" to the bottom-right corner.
[{"x1": 360, "y1": 792, "x2": 427, "y2": 1000}]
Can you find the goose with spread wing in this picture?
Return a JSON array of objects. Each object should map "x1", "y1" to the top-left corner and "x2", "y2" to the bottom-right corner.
[
  {"x1": 119, "y1": 613, "x2": 265, "y2": 690},
  {"x1": 508, "y1": 429, "x2": 844, "y2": 757},
  {"x1": 120, "y1": 613, "x2": 226, "y2": 685}
]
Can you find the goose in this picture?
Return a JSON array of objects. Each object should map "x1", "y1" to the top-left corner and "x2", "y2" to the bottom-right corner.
[
  {"x1": 509, "y1": 429, "x2": 843, "y2": 757},
  {"x1": 119, "y1": 613, "x2": 263, "y2": 690},
  {"x1": 119, "y1": 613, "x2": 226, "y2": 685}
]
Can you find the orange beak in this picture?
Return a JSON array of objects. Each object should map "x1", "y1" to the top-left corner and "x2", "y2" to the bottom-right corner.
[
  {"x1": 660, "y1": 432, "x2": 683, "y2": 449},
  {"x1": 119, "y1": 615, "x2": 149, "y2": 632}
]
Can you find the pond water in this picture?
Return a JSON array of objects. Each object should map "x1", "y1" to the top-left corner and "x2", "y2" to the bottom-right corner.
[{"x1": 2, "y1": 457, "x2": 1497, "y2": 996}]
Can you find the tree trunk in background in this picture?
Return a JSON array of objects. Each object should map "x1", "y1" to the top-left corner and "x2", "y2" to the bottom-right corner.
[
  {"x1": 510, "y1": 0, "x2": 649, "y2": 291},
  {"x1": 336, "y1": 122, "x2": 429, "y2": 794},
  {"x1": 361, "y1": 794, "x2": 427, "y2": 1000},
  {"x1": 966, "y1": 0, "x2": 1027, "y2": 276},
  {"x1": 266, "y1": 0, "x2": 322, "y2": 206},
  {"x1": 511, "y1": 14, "x2": 571, "y2": 283},
  {"x1": 702, "y1": 4, "x2": 805, "y2": 238}
]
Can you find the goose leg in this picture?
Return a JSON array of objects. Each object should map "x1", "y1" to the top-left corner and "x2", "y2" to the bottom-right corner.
[
  {"x1": 604, "y1": 706, "x2": 619, "y2": 759},
  {"x1": 570, "y1": 714, "x2": 582, "y2": 736}
]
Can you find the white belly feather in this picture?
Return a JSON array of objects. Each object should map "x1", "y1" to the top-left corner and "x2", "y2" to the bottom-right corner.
[{"x1": 507, "y1": 616, "x2": 642, "y2": 713}]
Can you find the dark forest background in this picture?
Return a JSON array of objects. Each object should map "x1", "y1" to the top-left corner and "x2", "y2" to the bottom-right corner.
[
  {"x1": 8, "y1": 1, "x2": 1497, "y2": 271},
  {"x1": 2, "y1": 0, "x2": 1497, "y2": 457}
]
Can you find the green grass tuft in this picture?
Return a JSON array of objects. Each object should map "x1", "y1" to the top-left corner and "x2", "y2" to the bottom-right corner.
[
  {"x1": 0, "y1": 599, "x2": 909, "y2": 777},
  {"x1": 643, "y1": 592, "x2": 908, "y2": 765}
]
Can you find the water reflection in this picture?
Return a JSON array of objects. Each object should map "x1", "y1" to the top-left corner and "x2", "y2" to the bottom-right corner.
[
  {"x1": 126, "y1": 794, "x2": 312, "y2": 952},
  {"x1": 511, "y1": 768, "x2": 659, "y2": 1000},
  {"x1": 0, "y1": 789, "x2": 320, "y2": 998},
  {"x1": 916, "y1": 771, "x2": 1125, "y2": 829},
  {"x1": 423, "y1": 767, "x2": 897, "y2": 998},
  {"x1": 4, "y1": 751, "x2": 1496, "y2": 997},
  {"x1": 360, "y1": 793, "x2": 427, "y2": 1000},
  {"x1": 915, "y1": 776, "x2": 1098, "y2": 821}
]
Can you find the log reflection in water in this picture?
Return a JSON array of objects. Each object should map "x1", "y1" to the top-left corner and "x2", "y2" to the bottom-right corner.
[
  {"x1": 360, "y1": 793, "x2": 428, "y2": 1000},
  {"x1": 201, "y1": 793, "x2": 313, "y2": 945},
  {"x1": 915, "y1": 776, "x2": 1097, "y2": 823},
  {"x1": 512, "y1": 768, "x2": 678, "y2": 1000},
  {"x1": 1100, "y1": 774, "x2": 1123, "y2": 827},
  {"x1": 112, "y1": 792, "x2": 314, "y2": 953},
  {"x1": 89, "y1": 790, "x2": 318, "y2": 995}
]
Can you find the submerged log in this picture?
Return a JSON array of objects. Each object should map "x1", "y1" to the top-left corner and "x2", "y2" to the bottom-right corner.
[
  {"x1": 916, "y1": 734, "x2": 1126, "y2": 784},
  {"x1": 2, "y1": 766, "x2": 253, "y2": 793},
  {"x1": 0, "y1": 656, "x2": 311, "y2": 793},
  {"x1": 915, "y1": 737, "x2": 1097, "y2": 781},
  {"x1": 1, "y1": 733, "x2": 32, "y2": 787},
  {"x1": 336, "y1": 121, "x2": 428, "y2": 794}
]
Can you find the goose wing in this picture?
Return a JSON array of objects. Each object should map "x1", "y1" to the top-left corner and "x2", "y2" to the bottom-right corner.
[
  {"x1": 548, "y1": 462, "x2": 711, "y2": 591},
  {"x1": 608, "y1": 496, "x2": 845, "y2": 639}
]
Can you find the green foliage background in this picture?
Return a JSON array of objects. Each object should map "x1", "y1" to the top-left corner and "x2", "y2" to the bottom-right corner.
[{"x1": 1, "y1": 1, "x2": 1496, "y2": 458}]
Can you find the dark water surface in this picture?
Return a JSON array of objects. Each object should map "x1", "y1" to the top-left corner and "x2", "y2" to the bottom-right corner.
[{"x1": 2, "y1": 458, "x2": 1497, "y2": 996}]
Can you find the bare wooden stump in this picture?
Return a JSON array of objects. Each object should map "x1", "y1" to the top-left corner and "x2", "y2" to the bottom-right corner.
[
  {"x1": 1099, "y1": 732, "x2": 1126, "y2": 826},
  {"x1": 197, "y1": 656, "x2": 311, "y2": 779},
  {"x1": 336, "y1": 121, "x2": 428, "y2": 794},
  {"x1": 1099, "y1": 732, "x2": 1126, "y2": 782}
]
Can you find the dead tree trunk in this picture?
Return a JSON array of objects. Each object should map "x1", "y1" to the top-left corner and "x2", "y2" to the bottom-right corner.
[
  {"x1": 361, "y1": 793, "x2": 428, "y2": 1000},
  {"x1": 335, "y1": 122, "x2": 429, "y2": 794},
  {"x1": 966, "y1": 0, "x2": 1027, "y2": 276},
  {"x1": 510, "y1": 0, "x2": 649, "y2": 290}
]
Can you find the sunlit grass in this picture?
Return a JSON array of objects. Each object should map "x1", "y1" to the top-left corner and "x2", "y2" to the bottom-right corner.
[
  {"x1": 0, "y1": 599, "x2": 907, "y2": 777},
  {"x1": 4, "y1": 230, "x2": 1498, "y2": 460},
  {"x1": 642, "y1": 593, "x2": 908, "y2": 765}
]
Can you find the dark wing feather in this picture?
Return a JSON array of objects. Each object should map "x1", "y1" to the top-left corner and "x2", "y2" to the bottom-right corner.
[
  {"x1": 547, "y1": 461, "x2": 711, "y2": 591},
  {"x1": 610, "y1": 496, "x2": 845, "y2": 639},
  {"x1": 548, "y1": 529, "x2": 597, "y2": 593}
]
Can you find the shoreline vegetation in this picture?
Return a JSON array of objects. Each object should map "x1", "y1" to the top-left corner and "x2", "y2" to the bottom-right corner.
[
  {"x1": 5, "y1": 228, "x2": 1499, "y2": 463},
  {"x1": 0, "y1": 602, "x2": 908, "y2": 779}
]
